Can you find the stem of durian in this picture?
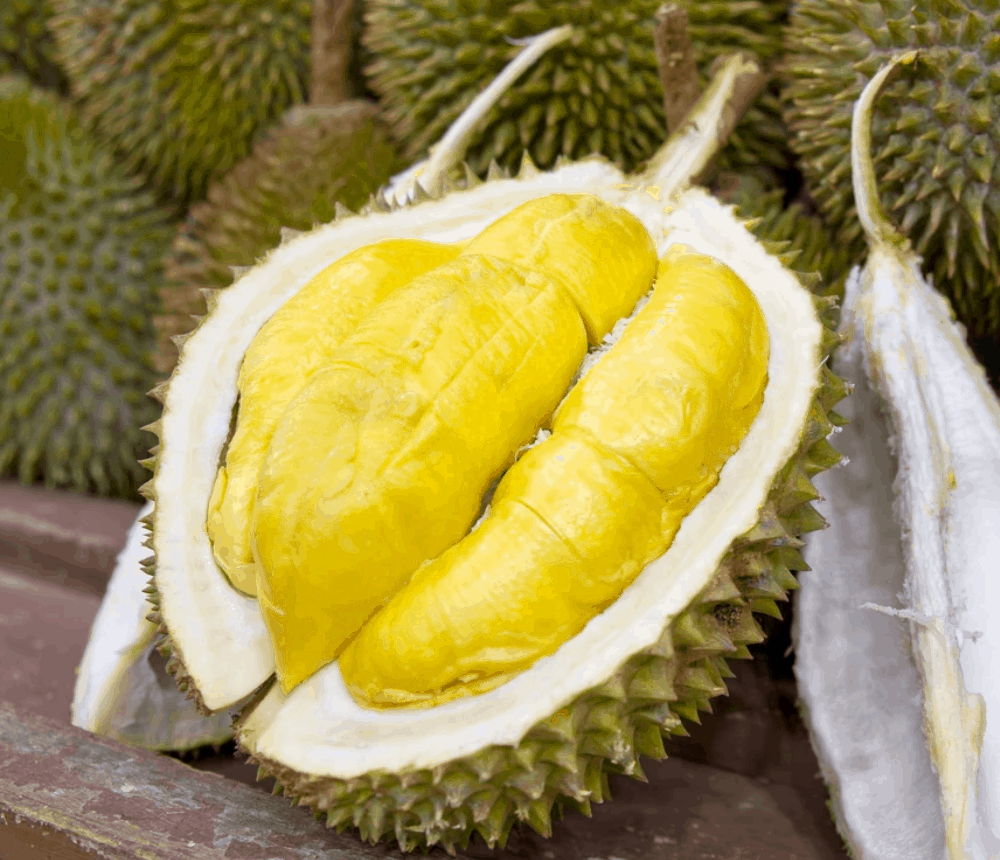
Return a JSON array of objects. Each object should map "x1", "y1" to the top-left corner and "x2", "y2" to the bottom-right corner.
[
  {"x1": 310, "y1": 0, "x2": 354, "y2": 106},
  {"x1": 637, "y1": 52, "x2": 765, "y2": 198},
  {"x1": 386, "y1": 25, "x2": 574, "y2": 205},
  {"x1": 653, "y1": 4, "x2": 701, "y2": 134},
  {"x1": 850, "y1": 50, "x2": 919, "y2": 249}
]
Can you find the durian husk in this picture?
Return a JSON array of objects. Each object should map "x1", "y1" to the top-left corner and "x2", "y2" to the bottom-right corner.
[
  {"x1": 156, "y1": 100, "x2": 401, "y2": 375},
  {"x1": 141, "y1": 172, "x2": 846, "y2": 850},
  {"x1": 0, "y1": 0, "x2": 66, "y2": 89},
  {"x1": 718, "y1": 171, "x2": 856, "y2": 304},
  {"x1": 796, "y1": 54, "x2": 1000, "y2": 860},
  {"x1": 139, "y1": 52, "x2": 847, "y2": 851},
  {"x1": 71, "y1": 502, "x2": 236, "y2": 752}
]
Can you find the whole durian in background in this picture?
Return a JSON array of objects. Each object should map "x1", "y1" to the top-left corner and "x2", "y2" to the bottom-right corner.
[
  {"x1": 0, "y1": 75, "x2": 172, "y2": 498},
  {"x1": 782, "y1": 0, "x2": 1000, "y2": 348},
  {"x1": 363, "y1": 0, "x2": 792, "y2": 177},
  {"x1": 50, "y1": 0, "x2": 314, "y2": 204},
  {"x1": 0, "y1": 0, "x2": 66, "y2": 90}
]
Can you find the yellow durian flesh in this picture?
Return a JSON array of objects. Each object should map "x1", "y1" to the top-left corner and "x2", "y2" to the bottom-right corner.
[
  {"x1": 338, "y1": 247, "x2": 769, "y2": 709},
  {"x1": 461, "y1": 193, "x2": 660, "y2": 344},
  {"x1": 205, "y1": 239, "x2": 462, "y2": 595},
  {"x1": 250, "y1": 194, "x2": 658, "y2": 693}
]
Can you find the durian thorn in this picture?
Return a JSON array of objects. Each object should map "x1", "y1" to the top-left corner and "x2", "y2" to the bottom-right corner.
[
  {"x1": 385, "y1": 24, "x2": 573, "y2": 205},
  {"x1": 850, "y1": 51, "x2": 920, "y2": 249}
]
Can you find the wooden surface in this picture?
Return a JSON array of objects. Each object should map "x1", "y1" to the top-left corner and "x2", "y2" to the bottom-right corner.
[{"x1": 0, "y1": 480, "x2": 852, "y2": 859}]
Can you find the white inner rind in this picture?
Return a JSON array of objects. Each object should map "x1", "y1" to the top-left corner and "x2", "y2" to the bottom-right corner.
[{"x1": 240, "y1": 188, "x2": 823, "y2": 777}]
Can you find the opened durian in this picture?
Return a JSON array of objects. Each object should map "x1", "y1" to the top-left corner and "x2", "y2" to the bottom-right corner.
[
  {"x1": 0, "y1": 74, "x2": 171, "y2": 498},
  {"x1": 363, "y1": 0, "x2": 792, "y2": 177},
  {"x1": 139, "y1": 38, "x2": 845, "y2": 852},
  {"x1": 50, "y1": 0, "x2": 314, "y2": 203},
  {"x1": 796, "y1": 54, "x2": 1000, "y2": 860},
  {"x1": 782, "y1": 0, "x2": 1000, "y2": 346}
]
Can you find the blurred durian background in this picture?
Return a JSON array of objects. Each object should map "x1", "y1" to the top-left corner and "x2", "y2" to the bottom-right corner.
[{"x1": 1, "y1": 0, "x2": 998, "y2": 503}]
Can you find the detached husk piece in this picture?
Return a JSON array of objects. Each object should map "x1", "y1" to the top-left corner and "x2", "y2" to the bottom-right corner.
[
  {"x1": 796, "y1": 53, "x2": 1000, "y2": 860},
  {"x1": 139, "y1": 29, "x2": 845, "y2": 854}
]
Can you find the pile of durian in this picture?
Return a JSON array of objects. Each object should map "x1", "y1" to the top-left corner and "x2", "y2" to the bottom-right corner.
[{"x1": 3, "y1": 0, "x2": 996, "y2": 857}]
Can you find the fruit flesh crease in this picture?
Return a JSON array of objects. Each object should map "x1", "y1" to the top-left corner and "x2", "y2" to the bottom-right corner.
[
  {"x1": 248, "y1": 194, "x2": 659, "y2": 693},
  {"x1": 206, "y1": 239, "x2": 462, "y2": 595},
  {"x1": 338, "y1": 246, "x2": 769, "y2": 708}
]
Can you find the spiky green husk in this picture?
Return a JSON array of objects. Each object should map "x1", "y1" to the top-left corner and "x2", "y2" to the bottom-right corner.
[
  {"x1": 156, "y1": 101, "x2": 401, "y2": 375},
  {"x1": 718, "y1": 172, "x2": 856, "y2": 302},
  {"x1": 50, "y1": 0, "x2": 313, "y2": 204},
  {"x1": 363, "y1": 0, "x2": 791, "y2": 178},
  {"x1": 0, "y1": 77, "x2": 173, "y2": 498},
  {"x1": 783, "y1": 0, "x2": 1000, "y2": 341},
  {"x1": 0, "y1": 0, "x2": 65, "y2": 89}
]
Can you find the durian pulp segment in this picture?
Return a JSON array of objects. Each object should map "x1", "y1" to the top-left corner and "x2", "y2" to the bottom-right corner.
[
  {"x1": 251, "y1": 195, "x2": 658, "y2": 693},
  {"x1": 206, "y1": 239, "x2": 462, "y2": 595},
  {"x1": 339, "y1": 248, "x2": 769, "y2": 709},
  {"x1": 238, "y1": 187, "x2": 823, "y2": 780}
]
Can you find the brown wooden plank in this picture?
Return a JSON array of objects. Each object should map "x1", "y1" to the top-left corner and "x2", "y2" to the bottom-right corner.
[
  {"x1": 0, "y1": 565, "x2": 100, "y2": 724},
  {"x1": 0, "y1": 703, "x2": 405, "y2": 860},
  {"x1": 0, "y1": 480, "x2": 140, "y2": 597}
]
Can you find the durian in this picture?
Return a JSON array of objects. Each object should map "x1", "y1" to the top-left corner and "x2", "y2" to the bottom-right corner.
[
  {"x1": 0, "y1": 75, "x2": 172, "y2": 498},
  {"x1": 50, "y1": 0, "x2": 313, "y2": 203},
  {"x1": 782, "y1": 0, "x2": 1000, "y2": 345},
  {"x1": 797, "y1": 55, "x2": 1000, "y2": 859},
  {"x1": 362, "y1": 0, "x2": 792, "y2": 177},
  {"x1": 137, "y1": 38, "x2": 846, "y2": 852}
]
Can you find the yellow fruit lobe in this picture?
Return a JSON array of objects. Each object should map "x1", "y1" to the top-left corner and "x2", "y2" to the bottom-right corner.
[
  {"x1": 461, "y1": 194, "x2": 658, "y2": 344},
  {"x1": 338, "y1": 246, "x2": 770, "y2": 709},
  {"x1": 251, "y1": 196, "x2": 658, "y2": 693},
  {"x1": 205, "y1": 239, "x2": 461, "y2": 595}
]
